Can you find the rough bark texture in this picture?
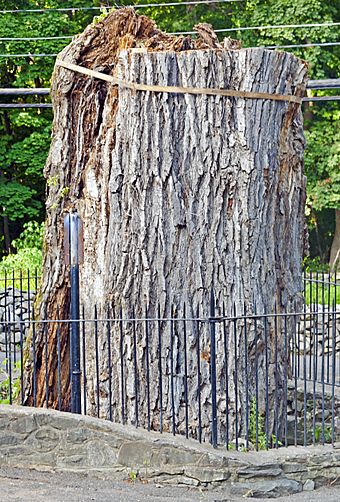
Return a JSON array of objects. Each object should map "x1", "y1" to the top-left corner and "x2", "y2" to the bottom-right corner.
[{"x1": 24, "y1": 8, "x2": 308, "y2": 442}]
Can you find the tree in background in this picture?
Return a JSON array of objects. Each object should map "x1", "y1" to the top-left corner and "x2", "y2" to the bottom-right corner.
[
  {"x1": 0, "y1": 0, "x2": 339, "y2": 267},
  {"x1": 0, "y1": 0, "x2": 93, "y2": 255},
  {"x1": 304, "y1": 104, "x2": 339, "y2": 270},
  {"x1": 226, "y1": 0, "x2": 340, "y2": 268}
]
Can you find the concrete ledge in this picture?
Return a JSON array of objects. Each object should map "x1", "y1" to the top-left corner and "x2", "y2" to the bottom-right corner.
[{"x1": 0, "y1": 405, "x2": 340, "y2": 498}]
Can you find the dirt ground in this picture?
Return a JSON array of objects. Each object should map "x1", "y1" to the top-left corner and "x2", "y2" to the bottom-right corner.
[{"x1": 0, "y1": 466, "x2": 339, "y2": 502}]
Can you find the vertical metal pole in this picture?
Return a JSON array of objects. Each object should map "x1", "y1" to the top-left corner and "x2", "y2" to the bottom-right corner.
[
  {"x1": 65, "y1": 212, "x2": 81, "y2": 414},
  {"x1": 223, "y1": 303, "x2": 229, "y2": 449},
  {"x1": 183, "y1": 303, "x2": 189, "y2": 439},
  {"x1": 170, "y1": 304, "x2": 175, "y2": 435},
  {"x1": 233, "y1": 303, "x2": 238, "y2": 451},
  {"x1": 157, "y1": 303, "x2": 163, "y2": 433},
  {"x1": 196, "y1": 305, "x2": 202, "y2": 443},
  {"x1": 57, "y1": 306, "x2": 61, "y2": 412},
  {"x1": 145, "y1": 306, "x2": 151, "y2": 432},
  {"x1": 209, "y1": 288, "x2": 218, "y2": 448},
  {"x1": 243, "y1": 303, "x2": 249, "y2": 451},
  {"x1": 264, "y1": 308, "x2": 269, "y2": 450}
]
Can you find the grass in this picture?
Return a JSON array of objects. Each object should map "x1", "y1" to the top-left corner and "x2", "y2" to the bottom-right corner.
[
  {"x1": 0, "y1": 267, "x2": 338, "y2": 306},
  {"x1": 304, "y1": 274, "x2": 340, "y2": 306},
  {"x1": 0, "y1": 268, "x2": 40, "y2": 292}
]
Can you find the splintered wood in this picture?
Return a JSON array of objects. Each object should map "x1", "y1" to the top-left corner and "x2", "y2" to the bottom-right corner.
[{"x1": 24, "y1": 8, "x2": 308, "y2": 443}]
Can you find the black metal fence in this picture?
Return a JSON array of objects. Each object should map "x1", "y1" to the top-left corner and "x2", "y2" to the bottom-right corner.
[{"x1": 0, "y1": 269, "x2": 339, "y2": 451}]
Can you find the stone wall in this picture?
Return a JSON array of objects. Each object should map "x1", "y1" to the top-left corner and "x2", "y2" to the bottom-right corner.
[
  {"x1": 286, "y1": 382, "x2": 340, "y2": 445},
  {"x1": 0, "y1": 405, "x2": 340, "y2": 498},
  {"x1": 297, "y1": 305, "x2": 340, "y2": 355},
  {"x1": 0, "y1": 288, "x2": 35, "y2": 347}
]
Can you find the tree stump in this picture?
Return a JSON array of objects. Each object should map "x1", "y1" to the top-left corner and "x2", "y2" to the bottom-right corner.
[{"x1": 24, "y1": 8, "x2": 308, "y2": 443}]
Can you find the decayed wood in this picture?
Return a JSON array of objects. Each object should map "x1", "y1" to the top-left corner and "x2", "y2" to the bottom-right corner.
[{"x1": 24, "y1": 7, "x2": 308, "y2": 442}]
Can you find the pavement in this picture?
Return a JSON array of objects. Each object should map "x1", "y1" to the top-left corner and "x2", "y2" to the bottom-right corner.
[{"x1": 0, "y1": 467, "x2": 339, "y2": 502}]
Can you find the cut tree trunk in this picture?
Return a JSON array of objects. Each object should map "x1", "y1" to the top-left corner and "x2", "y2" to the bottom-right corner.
[{"x1": 24, "y1": 8, "x2": 308, "y2": 442}]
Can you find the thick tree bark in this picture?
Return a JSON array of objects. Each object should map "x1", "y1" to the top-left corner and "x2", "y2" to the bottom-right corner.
[{"x1": 24, "y1": 8, "x2": 308, "y2": 443}]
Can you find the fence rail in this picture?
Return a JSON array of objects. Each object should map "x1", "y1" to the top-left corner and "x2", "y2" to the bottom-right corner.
[{"x1": 0, "y1": 269, "x2": 339, "y2": 451}]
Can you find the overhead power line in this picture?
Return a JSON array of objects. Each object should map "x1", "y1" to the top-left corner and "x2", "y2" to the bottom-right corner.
[
  {"x1": 1, "y1": 21, "x2": 339, "y2": 43},
  {"x1": 0, "y1": 0, "x2": 243, "y2": 14},
  {"x1": 265, "y1": 41, "x2": 340, "y2": 50},
  {"x1": 308, "y1": 79, "x2": 340, "y2": 90},
  {"x1": 0, "y1": 88, "x2": 50, "y2": 95},
  {"x1": 0, "y1": 53, "x2": 58, "y2": 58},
  {"x1": 2, "y1": 37, "x2": 339, "y2": 46},
  {"x1": 0, "y1": 103, "x2": 52, "y2": 108},
  {"x1": 170, "y1": 21, "x2": 340, "y2": 35},
  {"x1": 1, "y1": 40, "x2": 339, "y2": 58},
  {"x1": 0, "y1": 96, "x2": 339, "y2": 109},
  {"x1": 0, "y1": 36, "x2": 73, "y2": 41},
  {"x1": 0, "y1": 78, "x2": 338, "y2": 97},
  {"x1": 0, "y1": 39, "x2": 340, "y2": 52},
  {"x1": 303, "y1": 96, "x2": 340, "y2": 102}
]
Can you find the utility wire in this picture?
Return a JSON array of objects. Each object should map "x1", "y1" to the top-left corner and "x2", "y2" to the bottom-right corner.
[
  {"x1": 265, "y1": 41, "x2": 340, "y2": 50},
  {"x1": 1, "y1": 21, "x2": 339, "y2": 43},
  {"x1": 0, "y1": 36, "x2": 74, "y2": 41},
  {"x1": 0, "y1": 0, "x2": 243, "y2": 14},
  {"x1": 170, "y1": 21, "x2": 340, "y2": 34},
  {"x1": 1, "y1": 40, "x2": 339, "y2": 58},
  {"x1": 0, "y1": 53, "x2": 58, "y2": 58},
  {"x1": 0, "y1": 88, "x2": 50, "y2": 95},
  {"x1": 0, "y1": 78, "x2": 338, "y2": 96},
  {"x1": 303, "y1": 96, "x2": 340, "y2": 102},
  {"x1": 308, "y1": 79, "x2": 340, "y2": 89},
  {"x1": 0, "y1": 103, "x2": 52, "y2": 108},
  {"x1": 0, "y1": 96, "x2": 339, "y2": 108},
  {"x1": 0, "y1": 40, "x2": 340, "y2": 51}
]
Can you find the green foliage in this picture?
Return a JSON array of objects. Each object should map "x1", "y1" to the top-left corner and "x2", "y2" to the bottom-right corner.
[
  {"x1": 0, "y1": 248, "x2": 42, "y2": 275},
  {"x1": 314, "y1": 424, "x2": 332, "y2": 443},
  {"x1": 249, "y1": 399, "x2": 282, "y2": 450},
  {"x1": 0, "y1": 0, "x2": 338, "y2": 261},
  {"x1": 12, "y1": 221, "x2": 44, "y2": 251},
  {"x1": 0, "y1": 181, "x2": 41, "y2": 221},
  {"x1": 93, "y1": 8, "x2": 112, "y2": 25},
  {"x1": 0, "y1": 0, "x2": 93, "y2": 253},
  {"x1": 0, "y1": 221, "x2": 43, "y2": 286},
  {"x1": 128, "y1": 470, "x2": 138, "y2": 482},
  {"x1": 303, "y1": 256, "x2": 330, "y2": 273},
  {"x1": 249, "y1": 399, "x2": 267, "y2": 450},
  {"x1": 304, "y1": 274, "x2": 340, "y2": 305},
  {"x1": 305, "y1": 109, "x2": 340, "y2": 212}
]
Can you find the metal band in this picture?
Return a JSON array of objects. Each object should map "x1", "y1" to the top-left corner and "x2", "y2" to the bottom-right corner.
[{"x1": 56, "y1": 58, "x2": 303, "y2": 104}]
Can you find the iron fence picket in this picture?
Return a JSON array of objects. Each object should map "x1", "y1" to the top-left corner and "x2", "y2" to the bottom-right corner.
[
  {"x1": 81, "y1": 305, "x2": 86, "y2": 415},
  {"x1": 183, "y1": 303, "x2": 189, "y2": 439},
  {"x1": 144, "y1": 306, "x2": 151, "y2": 432},
  {"x1": 57, "y1": 306, "x2": 61, "y2": 412},
  {"x1": 222, "y1": 303, "x2": 229, "y2": 449},
  {"x1": 0, "y1": 270, "x2": 339, "y2": 450},
  {"x1": 8, "y1": 308, "x2": 12, "y2": 405},
  {"x1": 196, "y1": 306, "x2": 202, "y2": 443},
  {"x1": 107, "y1": 307, "x2": 113, "y2": 422},
  {"x1": 157, "y1": 304, "x2": 163, "y2": 434},
  {"x1": 274, "y1": 301, "x2": 279, "y2": 449}
]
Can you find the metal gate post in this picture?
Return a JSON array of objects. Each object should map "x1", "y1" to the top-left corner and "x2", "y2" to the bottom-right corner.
[
  {"x1": 209, "y1": 288, "x2": 218, "y2": 448},
  {"x1": 64, "y1": 211, "x2": 82, "y2": 414}
]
